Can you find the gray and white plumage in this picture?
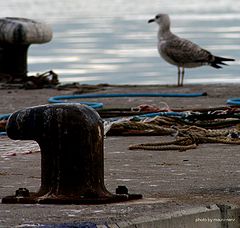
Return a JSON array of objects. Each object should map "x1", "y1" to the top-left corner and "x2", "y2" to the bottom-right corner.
[{"x1": 148, "y1": 14, "x2": 235, "y2": 86}]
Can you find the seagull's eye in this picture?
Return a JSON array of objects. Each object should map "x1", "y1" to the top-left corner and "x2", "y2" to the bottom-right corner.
[{"x1": 156, "y1": 15, "x2": 160, "y2": 19}]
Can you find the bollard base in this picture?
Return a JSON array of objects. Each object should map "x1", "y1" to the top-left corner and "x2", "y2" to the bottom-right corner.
[
  {"x1": 2, "y1": 192, "x2": 142, "y2": 205},
  {"x1": 3, "y1": 104, "x2": 143, "y2": 205}
]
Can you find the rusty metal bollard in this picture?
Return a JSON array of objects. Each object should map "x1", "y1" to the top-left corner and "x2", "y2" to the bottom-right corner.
[
  {"x1": 0, "y1": 17, "x2": 52, "y2": 81},
  {"x1": 2, "y1": 104, "x2": 142, "y2": 204}
]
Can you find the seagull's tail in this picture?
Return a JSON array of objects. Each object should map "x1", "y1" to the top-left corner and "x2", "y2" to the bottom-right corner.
[{"x1": 211, "y1": 56, "x2": 235, "y2": 69}]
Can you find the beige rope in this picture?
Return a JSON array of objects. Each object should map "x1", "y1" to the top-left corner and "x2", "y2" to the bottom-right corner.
[
  {"x1": 108, "y1": 115, "x2": 240, "y2": 151},
  {"x1": 129, "y1": 143, "x2": 197, "y2": 151}
]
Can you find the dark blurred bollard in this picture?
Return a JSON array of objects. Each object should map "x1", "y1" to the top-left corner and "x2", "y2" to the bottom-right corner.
[
  {"x1": 2, "y1": 104, "x2": 142, "y2": 204},
  {"x1": 0, "y1": 17, "x2": 52, "y2": 81}
]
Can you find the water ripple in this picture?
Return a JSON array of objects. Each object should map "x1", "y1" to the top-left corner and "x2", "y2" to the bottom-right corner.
[{"x1": 0, "y1": 0, "x2": 239, "y2": 84}]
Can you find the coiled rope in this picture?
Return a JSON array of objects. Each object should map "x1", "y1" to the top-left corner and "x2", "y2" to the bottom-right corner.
[{"x1": 0, "y1": 92, "x2": 206, "y2": 136}]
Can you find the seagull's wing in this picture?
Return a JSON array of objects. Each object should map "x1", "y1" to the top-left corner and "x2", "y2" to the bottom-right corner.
[{"x1": 162, "y1": 37, "x2": 212, "y2": 65}]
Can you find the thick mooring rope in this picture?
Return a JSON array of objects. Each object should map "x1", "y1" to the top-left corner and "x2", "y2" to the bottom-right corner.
[{"x1": 128, "y1": 125, "x2": 240, "y2": 151}]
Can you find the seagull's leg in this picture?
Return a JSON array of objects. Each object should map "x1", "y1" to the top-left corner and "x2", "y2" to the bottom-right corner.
[
  {"x1": 181, "y1": 66, "x2": 185, "y2": 86},
  {"x1": 177, "y1": 66, "x2": 181, "y2": 86}
]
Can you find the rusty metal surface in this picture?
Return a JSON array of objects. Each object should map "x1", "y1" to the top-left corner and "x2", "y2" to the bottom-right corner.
[
  {"x1": 2, "y1": 104, "x2": 142, "y2": 204},
  {"x1": 0, "y1": 17, "x2": 52, "y2": 80}
]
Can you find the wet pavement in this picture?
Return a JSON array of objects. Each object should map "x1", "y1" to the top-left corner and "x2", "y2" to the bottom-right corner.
[{"x1": 1, "y1": 84, "x2": 240, "y2": 227}]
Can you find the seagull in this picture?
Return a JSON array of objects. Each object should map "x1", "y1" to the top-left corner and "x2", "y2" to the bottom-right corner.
[{"x1": 148, "y1": 14, "x2": 235, "y2": 86}]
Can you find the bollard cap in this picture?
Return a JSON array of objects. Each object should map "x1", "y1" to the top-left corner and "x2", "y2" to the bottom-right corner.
[{"x1": 0, "y1": 17, "x2": 52, "y2": 45}]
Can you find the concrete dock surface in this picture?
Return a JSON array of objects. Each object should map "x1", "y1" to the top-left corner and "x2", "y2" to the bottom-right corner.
[{"x1": 0, "y1": 84, "x2": 240, "y2": 227}]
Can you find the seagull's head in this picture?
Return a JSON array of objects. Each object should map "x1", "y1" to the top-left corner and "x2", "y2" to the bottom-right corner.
[{"x1": 148, "y1": 14, "x2": 170, "y2": 27}]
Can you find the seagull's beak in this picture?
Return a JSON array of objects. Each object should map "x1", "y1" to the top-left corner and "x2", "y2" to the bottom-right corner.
[{"x1": 148, "y1": 18, "x2": 155, "y2": 23}]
